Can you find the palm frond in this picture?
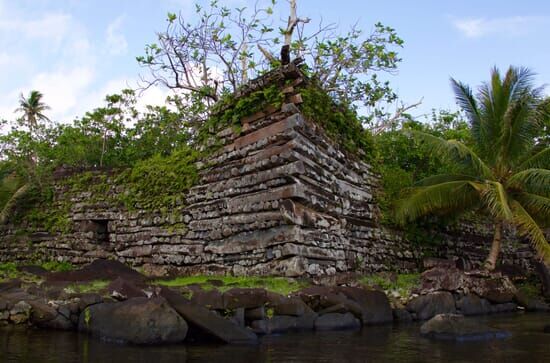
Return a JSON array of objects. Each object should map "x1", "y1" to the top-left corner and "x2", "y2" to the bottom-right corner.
[
  {"x1": 395, "y1": 181, "x2": 480, "y2": 225},
  {"x1": 516, "y1": 192, "x2": 550, "y2": 226},
  {"x1": 407, "y1": 130, "x2": 493, "y2": 178},
  {"x1": 510, "y1": 200, "x2": 550, "y2": 264},
  {"x1": 518, "y1": 147, "x2": 550, "y2": 170},
  {"x1": 414, "y1": 174, "x2": 478, "y2": 187},
  {"x1": 450, "y1": 78, "x2": 484, "y2": 147},
  {"x1": 507, "y1": 168, "x2": 550, "y2": 197},
  {"x1": 471, "y1": 181, "x2": 513, "y2": 221}
]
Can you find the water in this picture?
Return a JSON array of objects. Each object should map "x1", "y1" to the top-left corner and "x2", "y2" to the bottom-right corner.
[{"x1": 1, "y1": 313, "x2": 549, "y2": 363}]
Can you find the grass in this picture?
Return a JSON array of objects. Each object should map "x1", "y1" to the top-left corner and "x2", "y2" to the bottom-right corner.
[
  {"x1": 64, "y1": 280, "x2": 109, "y2": 294},
  {"x1": 516, "y1": 281, "x2": 542, "y2": 299},
  {"x1": 0, "y1": 262, "x2": 19, "y2": 280},
  {"x1": 41, "y1": 260, "x2": 74, "y2": 272},
  {"x1": 154, "y1": 275, "x2": 309, "y2": 295},
  {"x1": 359, "y1": 273, "x2": 421, "y2": 297}
]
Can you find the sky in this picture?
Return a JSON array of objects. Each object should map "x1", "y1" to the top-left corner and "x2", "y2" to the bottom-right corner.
[{"x1": 1, "y1": 0, "x2": 550, "y2": 124}]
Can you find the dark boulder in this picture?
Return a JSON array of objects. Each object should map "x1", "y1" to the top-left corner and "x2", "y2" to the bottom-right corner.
[
  {"x1": 75, "y1": 293, "x2": 104, "y2": 311},
  {"x1": 245, "y1": 306, "x2": 266, "y2": 320},
  {"x1": 406, "y1": 292, "x2": 456, "y2": 320},
  {"x1": 160, "y1": 287, "x2": 257, "y2": 344},
  {"x1": 456, "y1": 294, "x2": 491, "y2": 316},
  {"x1": 544, "y1": 325, "x2": 550, "y2": 333},
  {"x1": 420, "y1": 267, "x2": 463, "y2": 292},
  {"x1": 78, "y1": 297, "x2": 187, "y2": 345},
  {"x1": 472, "y1": 276, "x2": 517, "y2": 304},
  {"x1": 190, "y1": 289, "x2": 224, "y2": 310},
  {"x1": 28, "y1": 301, "x2": 74, "y2": 330},
  {"x1": 336, "y1": 287, "x2": 393, "y2": 324},
  {"x1": 314, "y1": 312, "x2": 361, "y2": 331},
  {"x1": 107, "y1": 277, "x2": 146, "y2": 300},
  {"x1": 271, "y1": 296, "x2": 313, "y2": 317},
  {"x1": 420, "y1": 314, "x2": 510, "y2": 341},
  {"x1": 250, "y1": 313, "x2": 316, "y2": 334},
  {"x1": 223, "y1": 288, "x2": 268, "y2": 309}
]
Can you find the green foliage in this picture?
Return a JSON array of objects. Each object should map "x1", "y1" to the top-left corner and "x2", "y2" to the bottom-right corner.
[
  {"x1": 41, "y1": 260, "x2": 74, "y2": 272},
  {"x1": 199, "y1": 84, "x2": 285, "y2": 145},
  {"x1": 0, "y1": 262, "x2": 18, "y2": 280},
  {"x1": 117, "y1": 146, "x2": 200, "y2": 211},
  {"x1": 154, "y1": 275, "x2": 308, "y2": 295},
  {"x1": 374, "y1": 110, "x2": 470, "y2": 225},
  {"x1": 300, "y1": 83, "x2": 376, "y2": 160},
  {"x1": 359, "y1": 273, "x2": 420, "y2": 297}
]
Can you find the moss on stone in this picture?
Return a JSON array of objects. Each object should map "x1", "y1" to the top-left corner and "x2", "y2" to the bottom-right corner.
[{"x1": 153, "y1": 275, "x2": 309, "y2": 295}]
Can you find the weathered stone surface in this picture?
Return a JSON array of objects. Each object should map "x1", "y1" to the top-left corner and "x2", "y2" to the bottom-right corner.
[
  {"x1": 314, "y1": 313, "x2": 360, "y2": 331},
  {"x1": 456, "y1": 294, "x2": 491, "y2": 316},
  {"x1": 223, "y1": 288, "x2": 268, "y2": 309},
  {"x1": 9, "y1": 301, "x2": 31, "y2": 324},
  {"x1": 107, "y1": 277, "x2": 146, "y2": 300},
  {"x1": 78, "y1": 297, "x2": 188, "y2": 344},
  {"x1": 406, "y1": 292, "x2": 456, "y2": 320},
  {"x1": 420, "y1": 314, "x2": 510, "y2": 341},
  {"x1": 336, "y1": 287, "x2": 393, "y2": 324},
  {"x1": 190, "y1": 289, "x2": 224, "y2": 310},
  {"x1": 160, "y1": 287, "x2": 257, "y2": 344},
  {"x1": 251, "y1": 313, "x2": 316, "y2": 334}
]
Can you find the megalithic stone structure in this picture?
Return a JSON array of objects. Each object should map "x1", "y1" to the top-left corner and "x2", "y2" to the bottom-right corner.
[{"x1": 0, "y1": 61, "x2": 537, "y2": 276}]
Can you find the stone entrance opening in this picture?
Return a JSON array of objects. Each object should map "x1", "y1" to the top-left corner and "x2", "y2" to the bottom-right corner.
[{"x1": 81, "y1": 219, "x2": 110, "y2": 244}]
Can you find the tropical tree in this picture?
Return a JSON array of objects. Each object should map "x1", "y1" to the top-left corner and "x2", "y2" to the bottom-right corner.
[
  {"x1": 395, "y1": 66, "x2": 550, "y2": 270},
  {"x1": 15, "y1": 90, "x2": 51, "y2": 135},
  {"x1": 0, "y1": 90, "x2": 51, "y2": 224}
]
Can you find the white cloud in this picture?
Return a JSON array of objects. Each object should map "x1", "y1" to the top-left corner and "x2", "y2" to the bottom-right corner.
[
  {"x1": 28, "y1": 66, "x2": 95, "y2": 121},
  {"x1": 106, "y1": 15, "x2": 128, "y2": 56},
  {"x1": 0, "y1": 12, "x2": 72, "y2": 46},
  {"x1": 452, "y1": 16, "x2": 550, "y2": 38}
]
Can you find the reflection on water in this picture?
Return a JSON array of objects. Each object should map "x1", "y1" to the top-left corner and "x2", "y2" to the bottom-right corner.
[{"x1": 1, "y1": 313, "x2": 549, "y2": 363}]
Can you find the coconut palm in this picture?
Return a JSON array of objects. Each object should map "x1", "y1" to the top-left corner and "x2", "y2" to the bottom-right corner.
[
  {"x1": 0, "y1": 91, "x2": 50, "y2": 225},
  {"x1": 15, "y1": 90, "x2": 50, "y2": 133},
  {"x1": 395, "y1": 66, "x2": 550, "y2": 270}
]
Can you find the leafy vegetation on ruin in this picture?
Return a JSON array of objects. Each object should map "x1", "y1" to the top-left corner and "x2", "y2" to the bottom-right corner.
[{"x1": 154, "y1": 275, "x2": 309, "y2": 295}]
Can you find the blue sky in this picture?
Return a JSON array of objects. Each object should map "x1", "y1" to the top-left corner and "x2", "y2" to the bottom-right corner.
[{"x1": 1, "y1": 0, "x2": 549, "y2": 123}]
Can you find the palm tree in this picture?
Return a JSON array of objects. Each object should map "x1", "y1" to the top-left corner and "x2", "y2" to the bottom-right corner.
[
  {"x1": 0, "y1": 91, "x2": 50, "y2": 225},
  {"x1": 395, "y1": 66, "x2": 550, "y2": 270},
  {"x1": 15, "y1": 90, "x2": 50, "y2": 134}
]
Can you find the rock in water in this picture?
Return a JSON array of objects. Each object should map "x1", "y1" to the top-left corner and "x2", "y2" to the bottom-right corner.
[
  {"x1": 78, "y1": 297, "x2": 188, "y2": 344},
  {"x1": 406, "y1": 291, "x2": 456, "y2": 320},
  {"x1": 420, "y1": 314, "x2": 510, "y2": 341}
]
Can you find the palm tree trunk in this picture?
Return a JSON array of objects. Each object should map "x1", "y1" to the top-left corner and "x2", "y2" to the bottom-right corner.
[
  {"x1": 484, "y1": 222, "x2": 502, "y2": 271},
  {"x1": 0, "y1": 183, "x2": 30, "y2": 225}
]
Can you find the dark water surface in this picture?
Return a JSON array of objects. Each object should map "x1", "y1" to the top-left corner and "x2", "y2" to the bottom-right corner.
[{"x1": 1, "y1": 313, "x2": 549, "y2": 363}]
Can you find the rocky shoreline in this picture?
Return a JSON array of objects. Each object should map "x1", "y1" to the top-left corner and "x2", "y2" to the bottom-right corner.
[{"x1": 1, "y1": 259, "x2": 549, "y2": 345}]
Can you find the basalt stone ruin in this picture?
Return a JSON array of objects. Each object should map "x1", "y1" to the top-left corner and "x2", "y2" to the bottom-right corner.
[{"x1": 0, "y1": 62, "x2": 539, "y2": 277}]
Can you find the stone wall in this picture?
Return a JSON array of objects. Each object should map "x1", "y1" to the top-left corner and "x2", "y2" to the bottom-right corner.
[{"x1": 0, "y1": 65, "x2": 539, "y2": 276}]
